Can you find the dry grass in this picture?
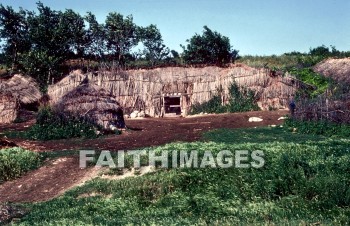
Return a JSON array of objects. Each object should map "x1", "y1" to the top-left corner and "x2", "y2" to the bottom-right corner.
[
  {"x1": 0, "y1": 74, "x2": 41, "y2": 124},
  {"x1": 56, "y1": 82, "x2": 122, "y2": 128},
  {"x1": 313, "y1": 58, "x2": 350, "y2": 83},
  {"x1": 48, "y1": 65, "x2": 308, "y2": 116}
]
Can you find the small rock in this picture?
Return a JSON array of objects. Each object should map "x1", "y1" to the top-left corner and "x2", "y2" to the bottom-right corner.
[
  {"x1": 278, "y1": 116, "x2": 287, "y2": 120},
  {"x1": 109, "y1": 125, "x2": 117, "y2": 131},
  {"x1": 248, "y1": 117, "x2": 263, "y2": 122},
  {"x1": 124, "y1": 114, "x2": 130, "y2": 119},
  {"x1": 130, "y1": 112, "x2": 137, "y2": 118},
  {"x1": 138, "y1": 111, "x2": 145, "y2": 118}
]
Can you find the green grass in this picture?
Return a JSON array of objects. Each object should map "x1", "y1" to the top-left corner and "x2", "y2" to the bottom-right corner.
[
  {"x1": 15, "y1": 127, "x2": 350, "y2": 225},
  {"x1": 285, "y1": 118, "x2": 350, "y2": 138},
  {"x1": 202, "y1": 126, "x2": 329, "y2": 144},
  {"x1": 0, "y1": 147, "x2": 42, "y2": 183}
]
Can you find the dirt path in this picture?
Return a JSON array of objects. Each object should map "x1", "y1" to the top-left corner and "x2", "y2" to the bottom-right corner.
[{"x1": 0, "y1": 110, "x2": 288, "y2": 203}]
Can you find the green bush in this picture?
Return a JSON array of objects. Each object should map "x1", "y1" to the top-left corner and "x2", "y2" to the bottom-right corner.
[
  {"x1": 190, "y1": 94, "x2": 226, "y2": 114},
  {"x1": 191, "y1": 81, "x2": 259, "y2": 114},
  {"x1": 25, "y1": 107, "x2": 101, "y2": 140},
  {"x1": 289, "y1": 68, "x2": 330, "y2": 97},
  {"x1": 284, "y1": 118, "x2": 350, "y2": 137},
  {"x1": 0, "y1": 147, "x2": 42, "y2": 183},
  {"x1": 226, "y1": 82, "x2": 260, "y2": 112}
]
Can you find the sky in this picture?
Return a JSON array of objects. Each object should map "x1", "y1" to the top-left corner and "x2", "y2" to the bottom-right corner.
[{"x1": 1, "y1": 0, "x2": 349, "y2": 55}]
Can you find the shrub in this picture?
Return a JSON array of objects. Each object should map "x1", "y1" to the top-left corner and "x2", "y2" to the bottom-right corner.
[
  {"x1": 226, "y1": 82, "x2": 259, "y2": 112},
  {"x1": 25, "y1": 106, "x2": 101, "y2": 140},
  {"x1": 0, "y1": 147, "x2": 42, "y2": 183},
  {"x1": 289, "y1": 68, "x2": 330, "y2": 97},
  {"x1": 190, "y1": 81, "x2": 259, "y2": 114},
  {"x1": 191, "y1": 94, "x2": 226, "y2": 114}
]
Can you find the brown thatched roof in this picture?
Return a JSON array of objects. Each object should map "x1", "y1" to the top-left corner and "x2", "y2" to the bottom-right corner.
[
  {"x1": 0, "y1": 74, "x2": 42, "y2": 105},
  {"x1": 313, "y1": 58, "x2": 350, "y2": 83},
  {"x1": 56, "y1": 82, "x2": 122, "y2": 128},
  {"x1": 48, "y1": 70, "x2": 86, "y2": 104}
]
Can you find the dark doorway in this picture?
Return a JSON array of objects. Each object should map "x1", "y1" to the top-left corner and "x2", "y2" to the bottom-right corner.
[{"x1": 164, "y1": 96, "x2": 181, "y2": 116}]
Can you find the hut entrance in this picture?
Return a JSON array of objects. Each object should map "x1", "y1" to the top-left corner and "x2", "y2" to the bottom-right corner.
[{"x1": 163, "y1": 96, "x2": 181, "y2": 116}]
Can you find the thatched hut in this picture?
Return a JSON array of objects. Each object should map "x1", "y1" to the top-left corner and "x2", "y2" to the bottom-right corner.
[
  {"x1": 313, "y1": 58, "x2": 350, "y2": 83},
  {"x1": 49, "y1": 64, "x2": 310, "y2": 117},
  {"x1": 0, "y1": 74, "x2": 42, "y2": 124},
  {"x1": 56, "y1": 81, "x2": 123, "y2": 129}
]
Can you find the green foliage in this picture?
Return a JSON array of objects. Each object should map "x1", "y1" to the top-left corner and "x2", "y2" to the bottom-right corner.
[
  {"x1": 182, "y1": 26, "x2": 239, "y2": 66},
  {"x1": 238, "y1": 45, "x2": 350, "y2": 71},
  {"x1": 226, "y1": 81, "x2": 260, "y2": 112},
  {"x1": 284, "y1": 118, "x2": 350, "y2": 137},
  {"x1": 237, "y1": 54, "x2": 300, "y2": 70},
  {"x1": 0, "y1": 147, "x2": 42, "y2": 183},
  {"x1": 24, "y1": 106, "x2": 101, "y2": 140},
  {"x1": 191, "y1": 81, "x2": 259, "y2": 114},
  {"x1": 0, "y1": 3, "x2": 175, "y2": 90},
  {"x1": 191, "y1": 94, "x2": 226, "y2": 114},
  {"x1": 139, "y1": 24, "x2": 170, "y2": 66},
  {"x1": 289, "y1": 68, "x2": 330, "y2": 97},
  {"x1": 17, "y1": 128, "x2": 350, "y2": 225},
  {"x1": 105, "y1": 12, "x2": 139, "y2": 65}
]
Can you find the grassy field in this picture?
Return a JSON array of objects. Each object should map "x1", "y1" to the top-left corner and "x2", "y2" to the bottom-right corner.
[{"x1": 13, "y1": 127, "x2": 350, "y2": 225}]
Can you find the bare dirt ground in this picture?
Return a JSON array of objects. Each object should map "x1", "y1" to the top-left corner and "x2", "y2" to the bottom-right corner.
[{"x1": 0, "y1": 110, "x2": 288, "y2": 203}]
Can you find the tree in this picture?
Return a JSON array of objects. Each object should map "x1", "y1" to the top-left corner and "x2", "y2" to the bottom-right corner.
[
  {"x1": 105, "y1": 12, "x2": 139, "y2": 65},
  {"x1": 0, "y1": 4, "x2": 30, "y2": 71},
  {"x1": 140, "y1": 24, "x2": 169, "y2": 66},
  {"x1": 60, "y1": 9, "x2": 87, "y2": 58},
  {"x1": 309, "y1": 45, "x2": 331, "y2": 57},
  {"x1": 84, "y1": 12, "x2": 107, "y2": 60},
  {"x1": 181, "y1": 26, "x2": 239, "y2": 66}
]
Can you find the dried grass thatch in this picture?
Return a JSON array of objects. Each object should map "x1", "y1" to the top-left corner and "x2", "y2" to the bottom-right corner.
[
  {"x1": 0, "y1": 92, "x2": 17, "y2": 124},
  {"x1": 56, "y1": 82, "x2": 122, "y2": 129},
  {"x1": 0, "y1": 74, "x2": 41, "y2": 124},
  {"x1": 0, "y1": 74, "x2": 42, "y2": 104},
  {"x1": 49, "y1": 65, "x2": 310, "y2": 117},
  {"x1": 313, "y1": 58, "x2": 350, "y2": 83}
]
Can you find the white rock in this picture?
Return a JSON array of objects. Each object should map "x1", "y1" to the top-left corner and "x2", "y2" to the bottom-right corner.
[
  {"x1": 109, "y1": 125, "x2": 117, "y2": 131},
  {"x1": 130, "y1": 112, "x2": 137, "y2": 118},
  {"x1": 270, "y1": 125, "x2": 277, "y2": 127},
  {"x1": 200, "y1": 112, "x2": 204, "y2": 115},
  {"x1": 278, "y1": 116, "x2": 287, "y2": 120},
  {"x1": 248, "y1": 117, "x2": 263, "y2": 122},
  {"x1": 138, "y1": 111, "x2": 145, "y2": 118},
  {"x1": 124, "y1": 114, "x2": 130, "y2": 119}
]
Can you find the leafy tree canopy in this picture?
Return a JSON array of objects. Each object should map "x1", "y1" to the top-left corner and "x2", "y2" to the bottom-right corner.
[{"x1": 181, "y1": 26, "x2": 239, "y2": 66}]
